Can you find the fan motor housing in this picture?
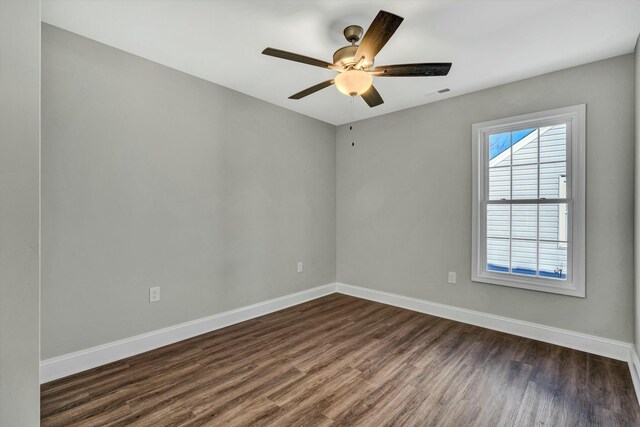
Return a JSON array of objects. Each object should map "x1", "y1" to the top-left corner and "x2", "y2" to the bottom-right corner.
[{"x1": 333, "y1": 45, "x2": 374, "y2": 69}]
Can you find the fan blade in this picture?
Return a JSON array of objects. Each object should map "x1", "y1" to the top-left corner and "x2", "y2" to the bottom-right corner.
[
  {"x1": 289, "y1": 79, "x2": 335, "y2": 100},
  {"x1": 262, "y1": 48, "x2": 336, "y2": 70},
  {"x1": 361, "y1": 85, "x2": 384, "y2": 108},
  {"x1": 354, "y1": 11, "x2": 404, "y2": 66},
  {"x1": 369, "y1": 63, "x2": 452, "y2": 77}
]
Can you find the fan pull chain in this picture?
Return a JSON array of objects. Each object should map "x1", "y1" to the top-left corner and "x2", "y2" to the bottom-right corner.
[{"x1": 350, "y1": 96, "x2": 355, "y2": 147}]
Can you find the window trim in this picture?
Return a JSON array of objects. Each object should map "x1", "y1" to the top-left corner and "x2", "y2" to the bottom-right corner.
[
  {"x1": 558, "y1": 175, "x2": 567, "y2": 249},
  {"x1": 471, "y1": 105, "x2": 586, "y2": 297}
]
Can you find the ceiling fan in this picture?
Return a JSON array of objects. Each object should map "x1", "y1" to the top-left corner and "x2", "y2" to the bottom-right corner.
[{"x1": 262, "y1": 10, "x2": 452, "y2": 108}]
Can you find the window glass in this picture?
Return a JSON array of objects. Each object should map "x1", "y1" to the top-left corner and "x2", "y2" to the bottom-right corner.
[
  {"x1": 489, "y1": 167, "x2": 510, "y2": 200},
  {"x1": 540, "y1": 124, "x2": 566, "y2": 163},
  {"x1": 483, "y1": 124, "x2": 569, "y2": 281}
]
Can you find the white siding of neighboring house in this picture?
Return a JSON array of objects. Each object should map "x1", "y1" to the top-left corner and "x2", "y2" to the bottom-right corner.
[{"x1": 487, "y1": 125, "x2": 568, "y2": 279}]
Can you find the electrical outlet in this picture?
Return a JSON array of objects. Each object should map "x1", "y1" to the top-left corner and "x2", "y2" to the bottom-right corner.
[
  {"x1": 297, "y1": 261, "x2": 303, "y2": 273},
  {"x1": 149, "y1": 286, "x2": 160, "y2": 303},
  {"x1": 447, "y1": 272, "x2": 456, "y2": 284}
]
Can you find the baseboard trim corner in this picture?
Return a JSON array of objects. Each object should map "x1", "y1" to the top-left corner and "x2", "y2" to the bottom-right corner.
[
  {"x1": 40, "y1": 282, "x2": 337, "y2": 384},
  {"x1": 335, "y1": 282, "x2": 632, "y2": 362}
]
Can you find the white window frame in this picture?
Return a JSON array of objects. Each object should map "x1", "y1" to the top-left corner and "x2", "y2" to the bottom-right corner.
[
  {"x1": 558, "y1": 175, "x2": 567, "y2": 249},
  {"x1": 471, "y1": 105, "x2": 586, "y2": 297}
]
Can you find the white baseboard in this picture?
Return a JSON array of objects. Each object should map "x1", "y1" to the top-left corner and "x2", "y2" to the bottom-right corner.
[
  {"x1": 40, "y1": 283, "x2": 337, "y2": 384},
  {"x1": 42, "y1": 281, "x2": 636, "y2": 388},
  {"x1": 629, "y1": 345, "x2": 640, "y2": 406},
  {"x1": 336, "y1": 282, "x2": 633, "y2": 362}
]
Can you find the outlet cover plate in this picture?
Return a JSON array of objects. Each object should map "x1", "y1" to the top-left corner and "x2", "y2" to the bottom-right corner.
[
  {"x1": 149, "y1": 286, "x2": 160, "y2": 303},
  {"x1": 447, "y1": 272, "x2": 456, "y2": 284}
]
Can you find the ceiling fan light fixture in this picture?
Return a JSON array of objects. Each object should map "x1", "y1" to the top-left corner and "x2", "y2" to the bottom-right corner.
[
  {"x1": 335, "y1": 70, "x2": 373, "y2": 97},
  {"x1": 262, "y1": 10, "x2": 451, "y2": 108}
]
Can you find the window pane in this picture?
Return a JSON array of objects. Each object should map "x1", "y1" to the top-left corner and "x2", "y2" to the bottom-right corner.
[
  {"x1": 489, "y1": 132, "x2": 512, "y2": 163},
  {"x1": 511, "y1": 164, "x2": 538, "y2": 199},
  {"x1": 512, "y1": 128, "x2": 537, "y2": 165},
  {"x1": 540, "y1": 203, "x2": 568, "y2": 242},
  {"x1": 489, "y1": 167, "x2": 510, "y2": 200},
  {"x1": 487, "y1": 238, "x2": 509, "y2": 273},
  {"x1": 511, "y1": 239, "x2": 537, "y2": 276},
  {"x1": 487, "y1": 205, "x2": 510, "y2": 238},
  {"x1": 540, "y1": 124, "x2": 566, "y2": 163},
  {"x1": 512, "y1": 204, "x2": 537, "y2": 239},
  {"x1": 539, "y1": 241, "x2": 567, "y2": 280},
  {"x1": 540, "y1": 162, "x2": 566, "y2": 199}
]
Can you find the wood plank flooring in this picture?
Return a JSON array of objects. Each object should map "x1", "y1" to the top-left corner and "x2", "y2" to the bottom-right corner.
[{"x1": 41, "y1": 294, "x2": 640, "y2": 426}]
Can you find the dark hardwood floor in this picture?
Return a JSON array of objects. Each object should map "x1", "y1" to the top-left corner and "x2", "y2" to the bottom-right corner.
[{"x1": 41, "y1": 294, "x2": 640, "y2": 426}]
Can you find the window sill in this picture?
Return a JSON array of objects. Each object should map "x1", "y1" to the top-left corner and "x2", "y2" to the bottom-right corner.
[{"x1": 472, "y1": 271, "x2": 585, "y2": 298}]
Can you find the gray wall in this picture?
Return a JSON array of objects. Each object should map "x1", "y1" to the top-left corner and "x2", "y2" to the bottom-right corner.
[
  {"x1": 41, "y1": 20, "x2": 636, "y2": 361},
  {"x1": 0, "y1": 0, "x2": 41, "y2": 424},
  {"x1": 337, "y1": 54, "x2": 635, "y2": 341},
  {"x1": 42, "y1": 24, "x2": 336, "y2": 359}
]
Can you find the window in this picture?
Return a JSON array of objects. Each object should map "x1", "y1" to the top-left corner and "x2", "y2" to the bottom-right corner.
[{"x1": 471, "y1": 105, "x2": 585, "y2": 297}]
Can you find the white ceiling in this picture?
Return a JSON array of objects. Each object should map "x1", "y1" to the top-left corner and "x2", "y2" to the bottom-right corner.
[{"x1": 42, "y1": 0, "x2": 640, "y2": 125}]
